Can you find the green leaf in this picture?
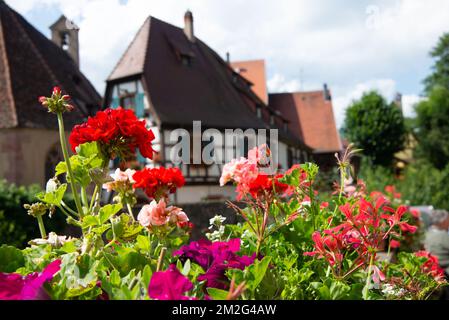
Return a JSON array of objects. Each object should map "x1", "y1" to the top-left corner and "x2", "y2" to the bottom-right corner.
[
  {"x1": 0, "y1": 245, "x2": 25, "y2": 273},
  {"x1": 55, "y1": 161, "x2": 67, "y2": 176},
  {"x1": 82, "y1": 215, "x2": 99, "y2": 228},
  {"x1": 136, "y1": 235, "x2": 150, "y2": 252},
  {"x1": 99, "y1": 204, "x2": 123, "y2": 225},
  {"x1": 207, "y1": 287, "x2": 229, "y2": 300},
  {"x1": 60, "y1": 241, "x2": 77, "y2": 253},
  {"x1": 38, "y1": 184, "x2": 67, "y2": 206},
  {"x1": 77, "y1": 142, "x2": 100, "y2": 159},
  {"x1": 251, "y1": 256, "x2": 272, "y2": 289}
]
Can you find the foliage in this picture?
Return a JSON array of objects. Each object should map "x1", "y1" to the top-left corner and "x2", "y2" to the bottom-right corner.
[
  {"x1": 414, "y1": 86, "x2": 449, "y2": 169},
  {"x1": 0, "y1": 180, "x2": 67, "y2": 248},
  {"x1": 0, "y1": 88, "x2": 445, "y2": 301},
  {"x1": 359, "y1": 159, "x2": 449, "y2": 211},
  {"x1": 342, "y1": 91, "x2": 406, "y2": 167},
  {"x1": 424, "y1": 32, "x2": 449, "y2": 93}
]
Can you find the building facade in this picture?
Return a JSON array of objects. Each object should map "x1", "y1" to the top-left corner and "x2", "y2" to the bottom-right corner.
[
  {"x1": 104, "y1": 11, "x2": 312, "y2": 203},
  {"x1": 0, "y1": 1, "x2": 101, "y2": 186}
]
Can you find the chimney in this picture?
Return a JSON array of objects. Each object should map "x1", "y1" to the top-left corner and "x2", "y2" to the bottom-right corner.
[
  {"x1": 323, "y1": 83, "x2": 332, "y2": 101},
  {"x1": 184, "y1": 10, "x2": 195, "y2": 42},
  {"x1": 226, "y1": 52, "x2": 230, "y2": 64},
  {"x1": 50, "y1": 15, "x2": 80, "y2": 67}
]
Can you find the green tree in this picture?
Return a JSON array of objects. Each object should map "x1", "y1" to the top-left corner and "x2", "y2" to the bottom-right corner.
[
  {"x1": 424, "y1": 32, "x2": 449, "y2": 93},
  {"x1": 342, "y1": 91, "x2": 406, "y2": 167},
  {"x1": 414, "y1": 86, "x2": 449, "y2": 169}
]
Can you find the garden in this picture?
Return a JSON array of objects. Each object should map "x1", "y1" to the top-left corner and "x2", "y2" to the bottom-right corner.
[{"x1": 0, "y1": 87, "x2": 447, "y2": 301}]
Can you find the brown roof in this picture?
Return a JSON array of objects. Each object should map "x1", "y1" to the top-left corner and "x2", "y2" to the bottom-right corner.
[
  {"x1": 107, "y1": 17, "x2": 291, "y2": 134},
  {"x1": 0, "y1": 0, "x2": 101, "y2": 129},
  {"x1": 231, "y1": 59, "x2": 268, "y2": 104},
  {"x1": 269, "y1": 91, "x2": 342, "y2": 153}
]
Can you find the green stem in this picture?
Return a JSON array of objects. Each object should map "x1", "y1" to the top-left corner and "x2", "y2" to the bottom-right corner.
[
  {"x1": 363, "y1": 254, "x2": 375, "y2": 300},
  {"x1": 57, "y1": 205, "x2": 75, "y2": 219},
  {"x1": 36, "y1": 215, "x2": 47, "y2": 239},
  {"x1": 126, "y1": 203, "x2": 136, "y2": 222},
  {"x1": 156, "y1": 247, "x2": 167, "y2": 272},
  {"x1": 57, "y1": 112, "x2": 84, "y2": 218},
  {"x1": 89, "y1": 185, "x2": 99, "y2": 212},
  {"x1": 61, "y1": 201, "x2": 79, "y2": 217},
  {"x1": 81, "y1": 187, "x2": 89, "y2": 208}
]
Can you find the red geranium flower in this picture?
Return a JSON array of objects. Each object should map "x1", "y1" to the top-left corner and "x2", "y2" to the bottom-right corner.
[
  {"x1": 133, "y1": 167, "x2": 185, "y2": 200},
  {"x1": 415, "y1": 251, "x2": 445, "y2": 280},
  {"x1": 69, "y1": 107, "x2": 155, "y2": 161}
]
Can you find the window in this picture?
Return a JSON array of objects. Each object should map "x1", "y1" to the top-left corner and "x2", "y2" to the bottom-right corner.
[
  {"x1": 60, "y1": 32, "x2": 70, "y2": 51},
  {"x1": 256, "y1": 106, "x2": 262, "y2": 118},
  {"x1": 111, "y1": 80, "x2": 145, "y2": 118}
]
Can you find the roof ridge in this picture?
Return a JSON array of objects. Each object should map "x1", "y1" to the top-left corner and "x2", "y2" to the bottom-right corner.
[
  {"x1": 0, "y1": 9, "x2": 17, "y2": 127},
  {"x1": 108, "y1": 16, "x2": 151, "y2": 80},
  {"x1": 269, "y1": 90, "x2": 324, "y2": 96}
]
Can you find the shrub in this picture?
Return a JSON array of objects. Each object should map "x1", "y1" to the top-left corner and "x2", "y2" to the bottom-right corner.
[{"x1": 0, "y1": 180, "x2": 66, "y2": 248}]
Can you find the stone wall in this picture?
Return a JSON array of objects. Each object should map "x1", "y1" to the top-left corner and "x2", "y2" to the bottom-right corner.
[
  {"x1": 0, "y1": 128, "x2": 63, "y2": 187},
  {"x1": 179, "y1": 201, "x2": 244, "y2": 240}
]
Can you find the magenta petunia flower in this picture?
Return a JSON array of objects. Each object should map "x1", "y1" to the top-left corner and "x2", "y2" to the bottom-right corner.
[
  {"x1": 174, "y1": 239, "x2": 255, "y2": 289},
  {"x1": 148, "y1": 264, "x2": 194, "y2": 300},
  {"x1": 0, "y1": 259, "x2": 61, "y2": 300}
]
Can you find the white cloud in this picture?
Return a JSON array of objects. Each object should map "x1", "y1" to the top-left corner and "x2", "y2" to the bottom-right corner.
[
  {"x1": 332, "y1": 79, "x2": 397, "y2": 128},
  {"x1": 402, "y1": 94, "x2": 424, "y2": 118},
  {"x1": 5, "y1": 0, "x2": 449, "y2": 127}
]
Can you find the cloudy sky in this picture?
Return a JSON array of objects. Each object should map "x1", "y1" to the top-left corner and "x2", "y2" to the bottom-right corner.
[{"x1": 6, "y1": 0, "x2": 449, "y2": 127}]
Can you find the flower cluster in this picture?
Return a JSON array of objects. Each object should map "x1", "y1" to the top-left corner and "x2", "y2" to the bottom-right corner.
[
  {"x1": 137, "y1": 199, "x2": 189, "y2": 228},
  {"x1": 415, "y1": 251, "x2": 446, "y2": 280},
  {"x1": 133, "y1": 167, "x2": 185, "y2": 200},
  {"x1": 305, "y1": 196, "x2": 417, "y2": 280},
  {"x1": 0, "y1": 260, "x2": 61, "y2": 300},
  {"x1": 148, "y1": 264, "x2": 195, "y2": 300},
  {"x1": 69, "y1": 107, "x2": 155, "y2": 161},
  {"x1": 220, "y1": 145, "x2": 303, "y2": 200},
  {"x1": 39, "y1": 87, "x2": 74, "y2": 113},
  {"x1": 174, "y1": 239, "x2": 256, "y2": 289}
]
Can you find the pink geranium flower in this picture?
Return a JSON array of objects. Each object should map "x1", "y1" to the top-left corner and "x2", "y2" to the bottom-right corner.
[
  {"x1": 219, "y1": 157, "x2": 258, "y2": 187},
  {"x1": 138, "y1": 199, "x2": 169, "y2": 227},
  {"x1": 103, "y1": 168, "x2": 136, "y2": 192},
  {"x1": 0, "y1": 259, "x2": 61, "y2": 300},
  {"x1": 138, "y1": 199, "x2": 189, "y2": 228},
  {"x1": 148, "y1": 264, "x2": 194, "y2": 300}
]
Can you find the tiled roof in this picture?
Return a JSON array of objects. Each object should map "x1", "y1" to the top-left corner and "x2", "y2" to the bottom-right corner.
[
  {"x1": 107, "y1": 17, "x2": 285, "y2": 132},
  {"x1": 231, "y1": 59, "x2": 268, "y2": 104},
  {"x1": 269, "y1": 90, "x2": 342, "y2": 153},
  {"x1": 0, "y1": 0, "x2": 101, "y2": 129}
]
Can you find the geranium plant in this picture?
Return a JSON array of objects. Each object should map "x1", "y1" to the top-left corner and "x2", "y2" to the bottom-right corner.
[{"x1": 0, "y1": 88, "x2": 446, "y2": 300}]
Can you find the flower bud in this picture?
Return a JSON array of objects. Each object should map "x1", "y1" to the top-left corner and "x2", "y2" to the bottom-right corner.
[
  {"x1": 62, "y1": 95, "x2": 71, "y2": 101},
  {"x1": 52, "y1": 86, "x2": 61, "y2": 96},
  {"x1": 24, "y1": 202, "x2": 48, "y2": 218},
  {"x1": 65, "y1": 104, "x2": 75, "y2": 112}
]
